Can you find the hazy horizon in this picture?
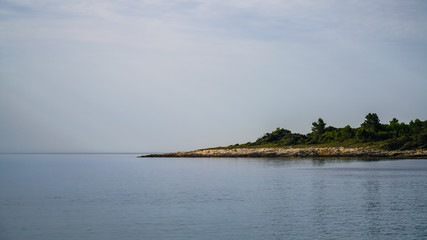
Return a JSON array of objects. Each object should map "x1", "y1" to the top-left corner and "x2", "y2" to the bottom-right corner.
[{"x1": 1, "y1": 0, "x2": 427, "y2": 153}]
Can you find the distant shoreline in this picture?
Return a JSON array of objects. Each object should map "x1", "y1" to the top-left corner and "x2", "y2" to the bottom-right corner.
[{"x1": 138, "y1": 147, "x2": 427, "y2": 159}]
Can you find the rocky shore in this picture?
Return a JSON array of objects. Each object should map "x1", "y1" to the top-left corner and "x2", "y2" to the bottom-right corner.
[{"x1": 139, "y1": 147, "x2": 427, "y2": 158}]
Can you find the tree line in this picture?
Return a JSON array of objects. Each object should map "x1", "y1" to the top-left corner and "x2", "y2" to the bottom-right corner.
[{"x1": 233, "y1": 113, "x2": 427, "y2": 150}]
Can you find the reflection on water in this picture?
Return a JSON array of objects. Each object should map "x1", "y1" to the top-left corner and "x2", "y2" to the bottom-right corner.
[
  {"x1": 0, "y1": 154, "x2": 426, "y2": 240},
  {"x1": 256, "y1": 157, "x2": 383, "y2": 168},
  {"x1": 363, "y1": 179, "x2": 382, "y2": 238}
]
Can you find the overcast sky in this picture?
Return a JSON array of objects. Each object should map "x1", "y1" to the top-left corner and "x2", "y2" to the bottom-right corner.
[{"x1": 1, "y1": 0, "x2": 427, "y2": 153}]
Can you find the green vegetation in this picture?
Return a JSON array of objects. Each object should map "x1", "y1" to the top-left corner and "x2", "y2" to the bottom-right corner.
[{"x1": 228, "y1": 113, "x2": 427, "y2": 150}]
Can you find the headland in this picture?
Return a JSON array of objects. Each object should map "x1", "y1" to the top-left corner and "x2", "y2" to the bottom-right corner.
[
  {"x1": 140, "y1": 113, "x2": 426, "y2": 159},
  {"x1": 139, "y1": 147, "x2": 427, "y2": 158}
]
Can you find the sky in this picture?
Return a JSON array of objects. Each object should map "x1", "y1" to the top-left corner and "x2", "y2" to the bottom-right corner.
[{"x1": 1, "y1": 0, "x2": 427, "y2": 153}]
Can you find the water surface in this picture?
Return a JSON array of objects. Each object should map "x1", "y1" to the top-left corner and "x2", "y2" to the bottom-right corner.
[{"x1": 1, "y1": 154, "x2": 426, "y2": 239}]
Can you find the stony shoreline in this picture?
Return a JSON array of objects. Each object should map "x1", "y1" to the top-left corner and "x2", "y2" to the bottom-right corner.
[{"x1": 139, "y1": 147, "x2": 427, "y2": 158}]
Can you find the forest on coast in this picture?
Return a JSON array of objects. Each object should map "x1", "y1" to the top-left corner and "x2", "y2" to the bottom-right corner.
[{"x1": 229, "y1": 113, "x2": 427, "y2": 150}]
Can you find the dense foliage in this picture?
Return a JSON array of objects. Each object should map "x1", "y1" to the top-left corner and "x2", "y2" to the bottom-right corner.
[{"x1": 232, "y1": 113, "x2": 427, "y2": 150}]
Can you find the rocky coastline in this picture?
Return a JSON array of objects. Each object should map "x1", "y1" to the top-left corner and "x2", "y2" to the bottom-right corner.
[{"x1": 139, "y1": 147, "x2": 427, "y2": 159}]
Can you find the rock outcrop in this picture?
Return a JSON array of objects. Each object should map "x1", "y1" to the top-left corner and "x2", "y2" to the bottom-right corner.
[{"x1": 139, "y1": 147, "x2": 427, "y2": 158}]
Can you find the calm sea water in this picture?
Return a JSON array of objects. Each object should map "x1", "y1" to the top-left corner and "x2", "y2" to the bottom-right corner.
[{"x1": 0, "y1": 154, "x2": 426, "y2": 240}]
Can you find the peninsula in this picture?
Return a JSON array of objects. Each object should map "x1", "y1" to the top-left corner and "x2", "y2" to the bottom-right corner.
[{"x1": 140, "y1": 113, "x2": 427, "y2": 158}]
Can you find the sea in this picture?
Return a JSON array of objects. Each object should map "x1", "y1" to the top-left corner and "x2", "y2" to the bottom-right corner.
[{"x1": 0, "y1": 154, "x2": 426, "y2": 240}]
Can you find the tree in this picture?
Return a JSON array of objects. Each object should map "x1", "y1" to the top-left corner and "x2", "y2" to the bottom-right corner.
[
  {"x1": 312, "y1": 118, "x2": 326, "y2": 134},
  {"x1": 256, "y1": 128, "x2": 291, "y2": 144},
  {"x1": 233, "y1": 114, "x2": 426, "y2": 150},
  {"x1": 356, "y1": 126, "x2": 372, "y2": 141},
  {"x1": 339, "y1": 125, "x2": 355, "y2": 140},
  {"x1": 409, "y1": 119, "x2": 422, "y2": 134},
  {"x1": 362, "y1": 113, "x2": 381, "y2": 132},
  {"x1": 389, "y1": 118, "x2": 400, "y2": 137}
]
